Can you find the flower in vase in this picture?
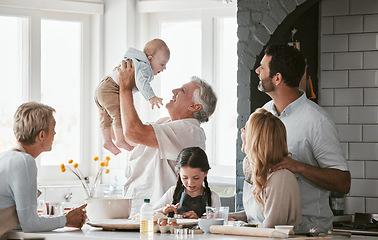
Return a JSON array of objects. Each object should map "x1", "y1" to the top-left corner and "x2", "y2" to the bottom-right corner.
[{"x1": 59, "y1": 156, "x2": 111, "y2": 198}]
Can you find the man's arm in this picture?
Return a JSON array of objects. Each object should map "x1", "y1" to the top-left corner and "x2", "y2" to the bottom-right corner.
[
  {"x1": 271, "y1": 157, "x2": 351, "y2": 194},
  {"x1": 118, "y1": 60, "x2": 158, "y2": 148}
]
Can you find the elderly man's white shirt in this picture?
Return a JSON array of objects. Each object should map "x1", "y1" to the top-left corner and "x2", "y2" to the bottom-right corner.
[
  {"x1": 263, "y1": 91, "x2": 348, "y2": 231},
  {"x1": 124, "y1": 117, "x2": 206, "y2": 216}
]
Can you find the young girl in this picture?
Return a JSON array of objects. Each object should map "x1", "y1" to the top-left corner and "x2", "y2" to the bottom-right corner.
[{"x1": 153, "y1": 147, "x2": 221, "y2": 219}]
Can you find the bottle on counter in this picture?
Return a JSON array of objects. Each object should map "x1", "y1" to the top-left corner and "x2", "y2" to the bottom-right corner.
[
  {"x1": 140, "y1": 199, "x2": 154, "y2": 237},
  {"x1": 330, "y1": 191, "x2": 345, "y2": 216},
  {"x1": 37, "y1": 200, "x2": 47, "y2": 216}
]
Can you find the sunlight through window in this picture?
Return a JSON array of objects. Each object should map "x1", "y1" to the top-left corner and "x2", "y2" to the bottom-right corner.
[
  {"x1": 0, "y1": 16, "x2": 26, "y2": 151},
  {"x1": 40, "y1": 19, "x2": 81, "y2": 165}
]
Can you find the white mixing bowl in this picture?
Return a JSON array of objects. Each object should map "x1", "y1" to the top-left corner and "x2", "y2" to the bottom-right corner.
[
  {"x1": 198, "y1": 218, "x2": 224, "y2": 233},
  {"x1": 86, "y1": 197, "x2": 132, "y2": 221}
]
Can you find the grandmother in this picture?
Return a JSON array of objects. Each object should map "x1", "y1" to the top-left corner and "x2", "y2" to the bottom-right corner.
[{"x1": 0, "y1": 102, "x2": 87, "y2": 239}]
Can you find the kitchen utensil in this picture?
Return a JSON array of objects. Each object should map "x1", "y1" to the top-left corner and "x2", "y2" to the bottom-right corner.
[
  {"x1": 198, "y1": 218, "x2": 224, "y2": 233},
  {"x1": 206, "y1": 206, "x2": 229, "y2": 224},
  {"x1": 86, "y1": 197, "x2": 132, "y2": 221},
  {"x1": 87, "y1": 218, "x2": 198, "y2": 231},
  {"x1": 275, "y1": 225, "x2": 294, "y2": 231},
  {"x1": 209, "y1": 225, "x2": 293, "y2": 238},
  {"x1": 355, "y1": 213, "x2": 373, "y2": 224}
]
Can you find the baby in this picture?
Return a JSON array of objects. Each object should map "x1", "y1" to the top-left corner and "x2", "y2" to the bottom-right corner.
[{"x1": 94, "y1": 39, "x2": 170, "y2": 155}]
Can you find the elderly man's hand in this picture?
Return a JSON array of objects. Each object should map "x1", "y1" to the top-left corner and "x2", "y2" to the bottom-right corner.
[{"x1": 117, "y1": 60, "x2": 136, "y2": 90}]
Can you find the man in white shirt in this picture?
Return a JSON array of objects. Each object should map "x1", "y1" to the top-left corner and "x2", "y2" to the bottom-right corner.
[
  {"x1": 117, "y1": 60, "x2": 217, "y2": 215},
  {"x1": 255, "y1": 44, "x2": 351, "y2": 231}
]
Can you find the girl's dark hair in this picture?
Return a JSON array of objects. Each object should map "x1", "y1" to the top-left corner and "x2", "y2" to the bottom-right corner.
[{"x1": 172, "y1": 147, "x2": 212, "y2": 206}]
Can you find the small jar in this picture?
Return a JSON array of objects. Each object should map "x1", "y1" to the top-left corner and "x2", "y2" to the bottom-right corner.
[{"x1": 330, "y1": 191, "x2": 345, "y2": 216}]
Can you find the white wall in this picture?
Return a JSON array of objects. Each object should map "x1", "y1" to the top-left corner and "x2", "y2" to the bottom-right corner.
[
  {"x1": 319, "y1": 0, "x2": 378, "y2": 214},
  {"x1": 103, "y1": 0, "x2": 128, "y2": 72}
]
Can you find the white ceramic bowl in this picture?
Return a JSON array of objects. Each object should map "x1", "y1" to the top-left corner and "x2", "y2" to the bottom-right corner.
[
  {"x1": 86, "y1": 197, "x2": 132, "y2": 221},
  {"x1": 275, "y1": 225, "x2": 294, "y2": 231},
  {"x1": 198, "y1": 218, "x2": 224, "y2": 233}
]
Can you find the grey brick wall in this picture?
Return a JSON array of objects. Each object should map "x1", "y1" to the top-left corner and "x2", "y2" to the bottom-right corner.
[
  {"x1": 237, "y1": 0, "x2": 378, "y2": 215},
  {"x1": 319, "y1": 0, "x2": 378, "y2": 214},
  {"x1": 236, "y1": 0, "x2": 318, "y2": 211}
]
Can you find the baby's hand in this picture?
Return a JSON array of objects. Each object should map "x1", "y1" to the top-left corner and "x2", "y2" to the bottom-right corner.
[
  {"x1": 149, "y1": 96, "x2": 163, "y2": 109},
  {"x1": 113, "y1": 63, "x2": 121, "y2": 71},
  {"x1": 162, "y1": 203, "x2": 180, "y2": 215}
]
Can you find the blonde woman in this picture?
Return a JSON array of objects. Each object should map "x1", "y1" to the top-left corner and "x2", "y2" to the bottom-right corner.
[
  {"x1": 230, "y1": 108, "x2": 301, "y2": 228},
  {"x1": 0, "y1": 102, "x2": 87, "y2": 239}
]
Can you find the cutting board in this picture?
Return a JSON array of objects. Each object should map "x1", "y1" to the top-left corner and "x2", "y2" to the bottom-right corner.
[
  {"x1": 210, "y1": 225, "x2": 293, "y2": 238},
  {"x1": 209, "y1": 226, "x2": 332, "y2": 239},
  {"x1": 87, "y1": 219, "x2": 139, "y2": 230},
  {"x1": 87, "y1": 219, "x2": 198, "y2": 231}
]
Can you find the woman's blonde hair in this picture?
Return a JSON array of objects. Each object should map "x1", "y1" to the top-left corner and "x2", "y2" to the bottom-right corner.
[
  {"x1": 244, "y1": 108, "x2": 289, "y2": 207},
  {"x1": 13, "y1": 102, "x2": 55, "y2": 145}
]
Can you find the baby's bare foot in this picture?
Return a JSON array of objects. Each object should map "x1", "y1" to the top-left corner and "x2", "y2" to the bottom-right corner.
[
  {"x1": 116, "y1": 139, "x2": 134, "y2": 151},
  {"x1": 103, "y1": 141, "x2": 121, "y2": 155}
]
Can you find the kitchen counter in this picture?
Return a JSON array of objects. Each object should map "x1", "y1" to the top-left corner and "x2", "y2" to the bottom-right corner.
[{"x1": 7, "y1": 225, "x2": 378, "y2": 240}]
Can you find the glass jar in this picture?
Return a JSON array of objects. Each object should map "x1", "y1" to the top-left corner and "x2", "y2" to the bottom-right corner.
[{"x1": 330, "y1": 191, "x2": 345, "y2": 216}]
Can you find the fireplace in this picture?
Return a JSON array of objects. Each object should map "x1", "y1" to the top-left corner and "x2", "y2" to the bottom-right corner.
[{"x1": 236, "y1": 0, "x2": 321, "y2": 211}]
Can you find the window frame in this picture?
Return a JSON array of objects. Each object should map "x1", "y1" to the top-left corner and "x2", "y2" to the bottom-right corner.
[
  {"x1": 137, "y1": 2, "x2": 237, "y2": 185},
  {"x1": 0, "y1": 2, "x2": 102, "y2": 185},
  {"x1": 37, "y1": 11, "x2": 93, "y2": 184}
]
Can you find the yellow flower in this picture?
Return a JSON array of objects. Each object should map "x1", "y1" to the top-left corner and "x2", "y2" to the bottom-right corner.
[
  {"x1": 60, "y1": 164, "x2": 66, "y2": 172},
  {"x1": 59, "y1": 155, "x2": 113, "y2": 198}
]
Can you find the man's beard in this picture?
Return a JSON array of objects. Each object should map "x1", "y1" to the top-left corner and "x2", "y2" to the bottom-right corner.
[{"x1": 257, "y1": 76, "x2": 274, "y2": 93}]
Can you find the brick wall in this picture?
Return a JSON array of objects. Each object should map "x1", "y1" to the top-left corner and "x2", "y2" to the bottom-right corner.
[
  {"x1": 236, "y1": 0, "x2": 378, "y2": 214},
  {"x1": 236, "y1": 0, "x2": 318, "y2": 211},
  {"x1": 319, "y1": 0, "x2": 378, "y2": 214}
]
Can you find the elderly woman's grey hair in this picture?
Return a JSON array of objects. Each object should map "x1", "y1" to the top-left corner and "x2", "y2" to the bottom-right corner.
[
  {"x1": 190, "y1": 76, "x2": 217, "y2": 123},
  {"x1": 13, "y1": 102, "x2": 55, "y2": 145}
]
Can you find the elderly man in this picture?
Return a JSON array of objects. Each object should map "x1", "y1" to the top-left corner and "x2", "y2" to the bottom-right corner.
[
  {"x1": 255, "y1": 44, "x2": 350, "y2": 232},
  {"x1": 118, "y1": 60, "x2": 217, "y2": 215}
]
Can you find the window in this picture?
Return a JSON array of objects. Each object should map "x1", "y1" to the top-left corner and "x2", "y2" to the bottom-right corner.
[
  {"x1": 40, "y1": 19, "x2": 82, "y2": 166},
  {"x1": 213, "y1": 17, "x2": 238, "y2": 167},
  {"x1": 139, "y1": 4, "x2": 237, "y2": 183},
  {"x1": 0, "y1": 15, "x2": 26, "y2": 151},
  {"x1": 159, "y1": 21, "x2": 202, "y2": 114},
  {"x1": 0, "y1": 5, "x2": 97, "y2": 184},
  {"x1": 38, "y1": 12, "x2": 93, "y2": 182}
]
